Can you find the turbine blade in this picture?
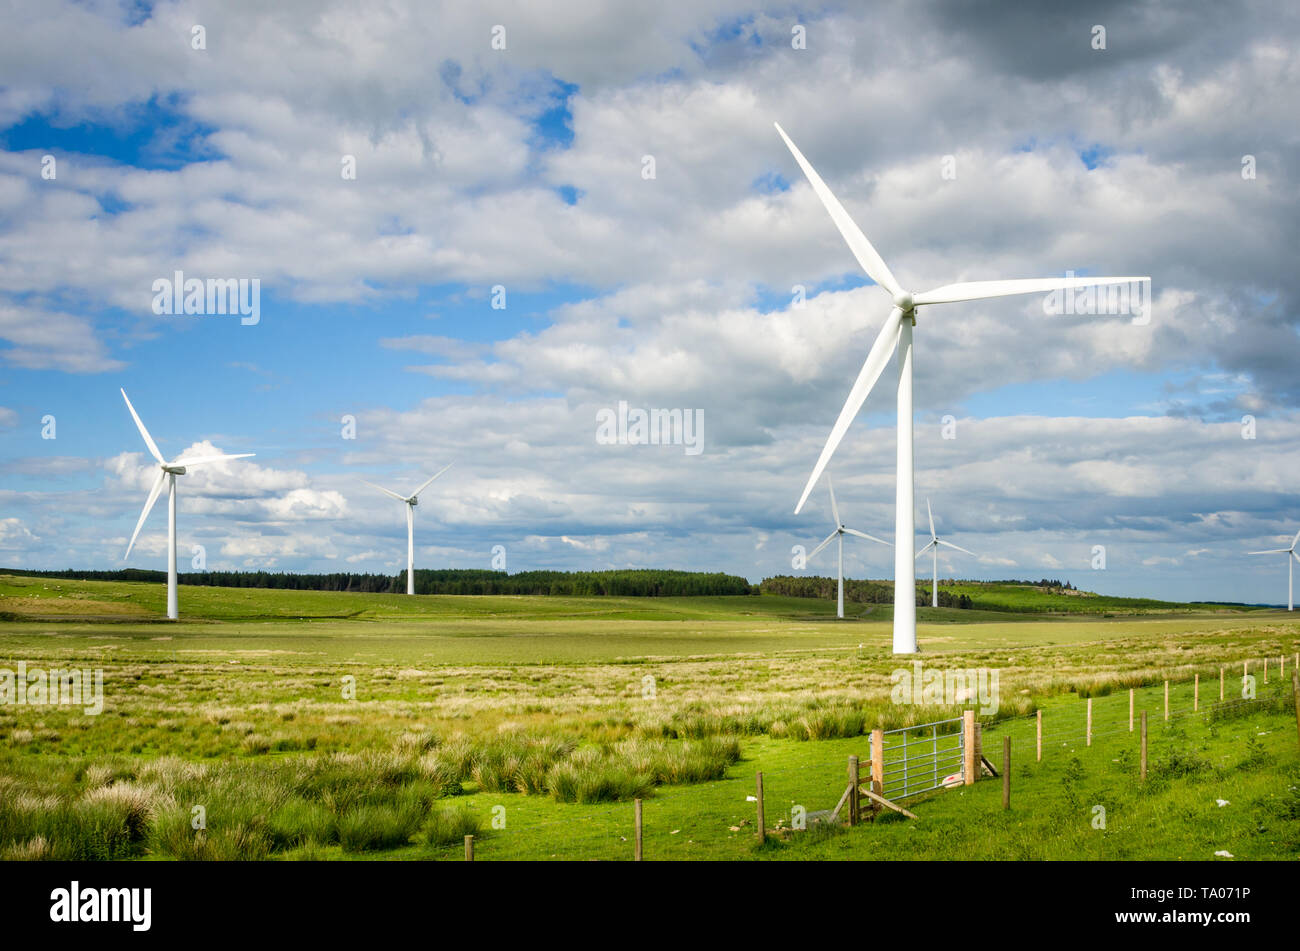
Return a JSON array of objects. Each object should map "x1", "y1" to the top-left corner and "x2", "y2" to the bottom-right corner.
[
  {"x1": 827, "y1": 478, "x2": 840, "y2": 528},
  {"x1": 843, "y1": 527, "x2": 890, "y2": 546},
  {"x1": 809, "y1": 530, "x2": 839, "y2": 560},
  {"x1": 120, "y1": 389, "x2": 164, "y2": 464},
  {"x1": 1248, "y1": 549, "x2": 1290, "y2": 555},
  {"x1": 1292, "y1": 527, "x2": 1300, "y2": 550},
  {"x1": 927, "y1": 498, "x2": 936, "y2": 540},
  {"x1": 938, "y1": 539, "x2": 976, "y2": 557},
  {"x1": 794, "y1": 307, "x2": 905, "y2": 514},
  {"x1": 914, "y1": 541, "x2": 936, "y2": 560},
  {"x1": 773, "y1": 123, "x2": 902, "y2": 297},
  {"x1": 124, "y1": 470, "x2": 166, "y2": 559},
  {"x1": 172, "y1": 452, "x2": 254, "y2": 468},
  {"x1": 912, "y1": 276, "x2": 1149, "y2": 307},
  {"x1": 409, "y1": 462, "x2": 454, "y2": 501},
  {"x1": 363, "y1": 480, "x2": 409, "y2": 504}
]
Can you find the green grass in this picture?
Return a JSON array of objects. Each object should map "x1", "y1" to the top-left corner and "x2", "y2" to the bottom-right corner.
[{"x1": 1, "y1": 573, "x2": 1297, "y2": 860}]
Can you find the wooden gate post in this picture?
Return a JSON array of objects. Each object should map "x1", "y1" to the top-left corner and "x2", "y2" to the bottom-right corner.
[
  {"x1": 962, "y1": 711, "x2": 976, "y2": 786},
  {"x1": 1129, "y1": 688, "x2": 1134, "y2": 732},
  {"x1": 464, "y1": 834, "x2": 474, "y2": 862},
  {"x1": 870, "y1": 728, "x2": 884, "y2": 811},
  {"x1": 1194, "y1": 673, "x2": 1199, "y2": 712},
  {"x1": 753, "y1": 776, "x2": 763, "y2": 845},
  {"x1": 1086, "y1": 698, "x2": 1093, "y2": 747},
  {"x1": 1036, "y1": 709, "x2": 1042, "y2": 762},
  {"x1": 1264, "y1": 657, "x2": 1268, "y2": 685},
  {"x1": 1220, "y1": 666, "x2": 1224, "y2": 702},
  {"x1": 847, "y1": 756, "x2": 859, "y2": 827},
  {"x1": 1164, "y1": 680, "x2": 1169, "y2": 721}
]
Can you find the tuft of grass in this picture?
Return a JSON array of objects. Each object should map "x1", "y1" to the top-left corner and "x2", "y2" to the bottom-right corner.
[{"x1": 337, "y1": 803, "x2": 425, "y2": 853}]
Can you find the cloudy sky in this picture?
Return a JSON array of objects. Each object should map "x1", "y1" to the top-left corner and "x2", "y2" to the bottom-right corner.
[{"x1": 0, "y1": 0, "x2": 1297, "y2": 603}]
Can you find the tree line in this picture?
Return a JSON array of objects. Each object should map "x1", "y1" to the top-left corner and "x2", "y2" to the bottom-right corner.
[
  {"x1": 1, "y1": 567, "x2": 755, "y2": 597},
  {"x1": 760, "y1": 575, "x2": 973, "y2": 608}
]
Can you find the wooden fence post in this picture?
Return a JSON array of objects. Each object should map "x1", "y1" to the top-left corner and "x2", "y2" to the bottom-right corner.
[
  {"x1": 1086, "y1": 698, "x2": 1092, "y2": 747},
  {"x1": 1292, "y1": 671, "x2": 1300, "y2": 754},
  {"x1": 870, "y1": 728, "x2": 884, "y2": 811},
  {"x1": 1220, "y1": 666, "x2": 1224, "y2": 702},
  {"x1": 1194, "y1": 673, "x2": 1199, "y2": 712},
  {"x1": 1140, "y1": 711, "x2": 1148, "y2": 782},
  {"x1": 963, "y1": 711, "x2": 976, "y2": 786},
  {"x1": 464, "y1": 834, "x2": 474, "y2": 862},
  {"x1": 1164, "y1": 680, "x2": 1169, "y2": 721},
  {"x1": 1002, "y1": 736, "x2": 1011, "y2": 810},
  {"x1": 635, "y1": 798, "x2": 643, "y2": 860},
  {"x1": 1129, "y1": 688, "x2": 1134, "y2": 732},
  {"x1": 1036, "y1": 709, "x2": 1042, "y2": 762},
  {"x1": 847, "y1": 756, "x2": 859, "y2": 827},
  {"x1": 753, "y1": 777, "x2": 763, "y2": 845},
  {"x1": 1244, "y1": 659, "x2": 1249, "y2": 680},
  {"x1": 1264, "y1": 657, "x2": 1268, "y2": 685}
]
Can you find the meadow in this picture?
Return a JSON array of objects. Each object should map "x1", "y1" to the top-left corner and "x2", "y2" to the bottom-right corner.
[{"x1": 0, "y1": 573, "x2": 1297, "y2": 861}]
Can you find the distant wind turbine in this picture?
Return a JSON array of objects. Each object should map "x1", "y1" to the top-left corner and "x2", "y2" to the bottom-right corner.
[
  {"x1": 807, "y1": 478, "x2": 890, "y2": 618},
  {"x1": 120, "y1": 388, "x2": 254, "y2": 620},
  {"x1": 775, "y1": 122, "x2": 1148, "y2": 653},
  {"x1": 364, "y1": 463, "x2": 454, "y2": 594},
  {"x1": 1249, "y1": 528, "x2": 1300, "y2": 611},
  {"x1": 914, "y1": 499, "x2": 976, "y2": 608}
]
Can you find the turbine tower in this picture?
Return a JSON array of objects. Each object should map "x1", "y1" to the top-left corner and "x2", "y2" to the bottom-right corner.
[
  {"x1": 1249, "y1": 528, "x2": 1300, "y2": 611},
  {"x1": 775, "y1": 122, "x2": 1148, "y2": 653},
  {"x1": 120, "y1": 389, "x2": 254, "y2": 620},
  {"x1": 807, "y1": 478, "x2": 890, "y2": 618},
  {"x1": 363, "y1": 463, "x2": 454, "y2": 594},
  {"x1": 915, "y1": 499, "x2": 975, "y2": 608}
]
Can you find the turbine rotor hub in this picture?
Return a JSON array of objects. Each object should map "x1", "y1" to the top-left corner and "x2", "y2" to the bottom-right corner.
[{"x1": 892, "y1": 290, "x2": 914, "y2": 312}]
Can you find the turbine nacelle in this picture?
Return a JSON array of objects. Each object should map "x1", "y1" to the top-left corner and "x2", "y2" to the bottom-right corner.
[{"x1": 162, "y1": 465, "x2": 187, "y2": 475}]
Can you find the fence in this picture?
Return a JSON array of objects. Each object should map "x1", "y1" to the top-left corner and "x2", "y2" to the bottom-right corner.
[
  {"x1": 828, "y1": 653, "x2": 1300, "y2": 827},
  {"x1": 441, "y1": 654, "x2": 1299, "y2": 858}
]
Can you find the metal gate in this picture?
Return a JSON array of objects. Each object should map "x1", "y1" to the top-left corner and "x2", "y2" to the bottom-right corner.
[{"x1": 875, "y1": 716, "x2": 965, "y2": 801}]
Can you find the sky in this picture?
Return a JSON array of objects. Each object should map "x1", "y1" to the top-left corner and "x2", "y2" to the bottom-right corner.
[{"x1": 0, "y1": 0, "x2": 1298, "y2": 604}]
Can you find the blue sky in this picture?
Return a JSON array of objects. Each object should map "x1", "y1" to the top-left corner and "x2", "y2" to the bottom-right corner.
[{"x1": 0, "y1": 1, "x2": 1297, "y2": 605}]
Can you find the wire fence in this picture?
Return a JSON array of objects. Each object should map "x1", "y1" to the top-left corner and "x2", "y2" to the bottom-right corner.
[{"x1": 450, "y1": 652, "x2": 1299, "y2": 859}]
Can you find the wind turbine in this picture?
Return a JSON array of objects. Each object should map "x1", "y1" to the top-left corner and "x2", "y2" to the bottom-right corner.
[
  {"x1": 775, "y1": 122, "x2": 1149, "y2": 653},
  {"x1": 120, "y1": 388, "x2": 254, "y2": 620},
  {"x1": 1249, "y1": 528, "x2": 1300, "y2": 611},
  {"x1": 806, "y1": 478, "x2": 891, "y2": 618},
  {"x1": 915, "y1": 499, "x2": 975, "y2": 608},
  {"x1": 363, "y1": 463, "x2": 454, "y2": 595}
]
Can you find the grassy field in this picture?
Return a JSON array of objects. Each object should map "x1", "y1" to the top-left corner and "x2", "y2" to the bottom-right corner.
[{"x1": 1, "y1": 573, "x2": 1297, "y2": 861}]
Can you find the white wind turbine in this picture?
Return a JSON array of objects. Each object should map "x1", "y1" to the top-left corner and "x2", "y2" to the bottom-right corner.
[
  {"x1": 775, "y1": 122, "x2": 1149, "y2": 653},
  {"x1": 363, "y1": 464, "x2": 454, "y2": 595},
  {"x1": 807, "y1": 478, "x2": 891, "y2": 618},
  {"x1": 1248, "y1": 528, "x2": 1300, "y2": 611},
  {"x1": 915, "y1": 499, "x2": 976, "y2": 608},
  {"x1": 120, "y1": 388, "x2": 254, "y2": 620}
]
